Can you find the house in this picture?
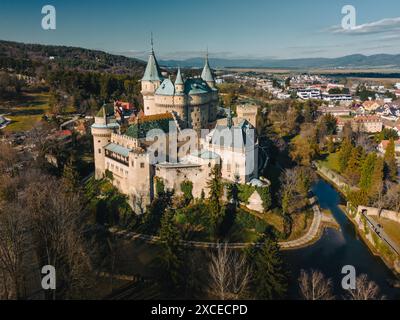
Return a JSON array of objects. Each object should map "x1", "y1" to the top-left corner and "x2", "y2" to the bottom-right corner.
[
  {"x1": 319, "y1": 105, "x2": 352, "y2": 117},
  {"x1": 352, "y1": 115, "x2": 383, "y2": 133},
  {"x1": 297, "y1": 88, "x2": 321, "y2": 100},
  {"x1": 362, "y1": 100, "x2": 383, "y2": 112},
  {"x1": 378, "y1": 139, "x2": 400, "y2": 155},
  {"x1": 375, "y1": 104, "x2": 400, "y2": 120}
]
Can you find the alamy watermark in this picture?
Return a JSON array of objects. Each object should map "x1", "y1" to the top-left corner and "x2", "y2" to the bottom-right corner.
[
  {"x1": 41, "y1": 265, "x2": 56, "y2": 290},
  {"x1": 341, "y1": 5, "x2": 356, "y2": 30},
  {"x1": 41, "y1": 5, "x2": 56, "y2": 30}
]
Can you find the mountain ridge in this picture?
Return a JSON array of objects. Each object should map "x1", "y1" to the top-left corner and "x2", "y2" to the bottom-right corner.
[{"x1": 159, "y1": 53, "x2": 400, "y2": 70}]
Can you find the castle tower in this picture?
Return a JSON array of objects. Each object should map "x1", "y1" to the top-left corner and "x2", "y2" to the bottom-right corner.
[
  {"x1": 141, "y1": 38, "x2": 163, "y2": 116},
  {"x1": 175, "y1": 67, "x2": 184, "y2": 93},
  {"x1": 236, "y1": 104, "x2": 259, "y2": 129},
  {"x1": 201, "y1": 52, "x2": 215, "y2": 88},
  {"x1": 128, "y1": 150, "x2": 154, "y2": 212},
  {"x1": 91, "y1": 105, "x2": 120, "y2": 179}
]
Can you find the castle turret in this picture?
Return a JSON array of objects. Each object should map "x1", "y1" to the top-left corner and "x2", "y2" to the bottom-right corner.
[
  {"x1": 201, "y1": 53, "x2": 215, "y2": 88},
  {"x1": 91, "y1": 104, "x2": 120, "y2": 179},
  {"x1": 175, "y1": 67, "x2": 184, "y2": 93},
  {"x1": 141, "y1": 42, "x2": 163, "y2": 115}
]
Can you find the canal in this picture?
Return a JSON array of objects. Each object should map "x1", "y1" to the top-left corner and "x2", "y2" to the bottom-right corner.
[{"x1": 284, "y1": 179, "x2": 400, "y2": 299}]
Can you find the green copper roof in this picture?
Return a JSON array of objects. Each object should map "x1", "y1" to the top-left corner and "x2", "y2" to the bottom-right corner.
[
  {"x1": 104, "y1": 143, "x2": 130, "y2": 157},
  {"x1": 91, "y1": 122, "x2": 120, "y2": 129},
  {"x1": 184, "y1": 78, "x2": 212, "y2": 95},
  {"x1": 155, "y1": 77, "x2": 212, "y2": 96},
  {"x1": 193, "y1": 150, "x2": 220, "y2": 160},
  {"x1": 201, "y1": 56, "x2": 214, "y2": 83},
  {"x1": 155, "y1": 78, "x2": 175, "y2": 95},
  {"x1": 142, "y1": 51, "x2": 163, "y2": 81},
  {"x1": 125, "y1": 115, "x2": 176, "y2": 139},
  {"x1": 175, "y1": 67, "x2": 184, "y2": 85},
  {"x1": 96, "y1": 104, "x2": 114, "y2": 117}
]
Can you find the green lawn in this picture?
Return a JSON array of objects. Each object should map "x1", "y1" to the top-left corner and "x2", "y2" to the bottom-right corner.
[
  {"x1": 2, "y1": 93, "x2": 50, "y2": 132},
  {"x1": 376, "y1": 217, "x2": 400, "y2": 249},
  {"x1": 318, "y1": 152, "x2": 341, "y2": 173}
]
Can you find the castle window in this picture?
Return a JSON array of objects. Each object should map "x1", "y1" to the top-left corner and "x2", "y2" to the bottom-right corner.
[
  {"x1": 131, "y1": 161, "x2": 134, "y2": 167},
  {"x1": 98, "y1": 149, "x2": 101, "y2": 154},
  {"x1": 140, "y1": 162, "x2": 145, "y2": 168}
]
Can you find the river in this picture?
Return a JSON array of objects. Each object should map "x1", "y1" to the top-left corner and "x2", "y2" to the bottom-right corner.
[{"x1": 284, "y1": 179, "x2": 400, "y2": 299}]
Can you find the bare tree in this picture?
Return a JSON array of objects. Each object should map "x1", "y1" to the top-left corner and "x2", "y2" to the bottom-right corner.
[
  {"x1": 0, "y1": 141, "x2": 18, "y2": 174},
  {"x1": 24, "y1": 174, "x2": 94, "y2": 299},
  {"x1": 345, "y1": 274, "x2": 384, "y2": 300},
  {"x1": 298, "y1": 269, "x2": 335, "y2": 300},
  {"x1": 0, "y1": 204, "x2": 30, "y2": 299},
  {"x1": 208, "y1": 244, "x2": 250, "y2": 300},
  {"x1": 383, "y1": 182, "x2": 400, "y2": 212}
]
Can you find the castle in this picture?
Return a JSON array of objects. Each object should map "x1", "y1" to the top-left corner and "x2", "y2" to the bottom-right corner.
[{"x1": 92, "y1": 47, "x2": 262, "y2": 212}]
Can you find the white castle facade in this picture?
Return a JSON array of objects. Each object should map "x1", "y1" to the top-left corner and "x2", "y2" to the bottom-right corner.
[{"x1": 92, "y1": 48, "x2": 261, "y2": 212}]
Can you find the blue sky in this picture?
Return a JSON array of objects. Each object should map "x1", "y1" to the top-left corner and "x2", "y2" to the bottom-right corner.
[{"x1": 1, "y1": 0, "x2": 400, "y2": 60}]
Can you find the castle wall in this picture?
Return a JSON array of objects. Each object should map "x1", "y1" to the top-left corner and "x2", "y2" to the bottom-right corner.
[
  {"x1": 155, "y1": 163, "x2": 212, "y2": 198},
  {"x1": 127, "y1": 152, "x2": 153, "y2": 213},
  {"x1": 203, "y1": 142, "x2": 259, "y2": 184},
  {"x1": 111, "y1": 133, "x2": 139, "y2": 149}
]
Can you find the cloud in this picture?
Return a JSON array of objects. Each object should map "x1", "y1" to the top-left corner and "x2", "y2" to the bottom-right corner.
[{"x1": 329, "y1": 17, "x2": 400, "y2": 35}]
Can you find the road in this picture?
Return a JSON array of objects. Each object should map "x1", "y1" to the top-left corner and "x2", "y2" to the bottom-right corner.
[
  {"x1": 363, "y1": 213, "x2": 400, "y2": 256},
  {"x1": 113, "y1": 197, "x2": 323, "y2": 250}
]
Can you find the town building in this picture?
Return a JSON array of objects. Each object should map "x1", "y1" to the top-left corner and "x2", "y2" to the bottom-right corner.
[
  {"x1": 378, "y1": 139, "x2": 400, "y2": 155},
  {"x1": 352, "y1": 115, "x2": 383, "y2": 133}
]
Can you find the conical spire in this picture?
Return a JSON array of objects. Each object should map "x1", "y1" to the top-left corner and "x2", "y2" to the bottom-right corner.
[
  {"x1": 175, "y1": 67, "x2": 184, "y2": 85},
  {"x1": 142, "y1": 34, "x2": 163, "y2": 81},
  {"x1": 201, "y1": 50, "x2": 214, "y2": 83}
]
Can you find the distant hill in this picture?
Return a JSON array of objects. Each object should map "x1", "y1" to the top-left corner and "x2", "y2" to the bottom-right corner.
[
  {"x1": 159, "y1": 54, "x2": 400, "y2": 70},
  {"x1": 0, "y1": 40, "x2": 146, "y2": 76}
]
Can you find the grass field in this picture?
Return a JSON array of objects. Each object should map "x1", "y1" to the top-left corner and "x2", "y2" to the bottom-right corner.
[
  {"x1": 1, "y1": 93, "x2": 50, "y2": 132},
  {"x1": 376, "y1": 217, "x2": 400, "y2": 249},
  {"x1": 318, "y1": 152, "x2": 341, "y2": 173}
]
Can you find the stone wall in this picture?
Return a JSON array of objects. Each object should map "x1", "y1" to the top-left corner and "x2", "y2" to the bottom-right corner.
[{"x1": 357, "y1": 205, "x2": 400, "y2": 224}]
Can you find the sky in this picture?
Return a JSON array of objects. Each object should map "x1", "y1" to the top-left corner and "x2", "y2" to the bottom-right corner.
[{"x1": 1, "y1": 0, "x2": 400, "y2": 60}]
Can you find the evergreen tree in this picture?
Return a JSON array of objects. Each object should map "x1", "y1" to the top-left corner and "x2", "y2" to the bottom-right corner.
[
  {"x1": 157, "y1": 210, "x2": 184, "y2": 295},
  {"x1": 384, "y1": 138, "x2": 398, "y2": 182},
  {"x1": 62, "y1": 156, "x2": 80, "y2": 193},
  {"x1": 141, "y1": 189, "x2": 173, "y2": 234},
  {"x1": 369, "y1": 156, "x2": 384, "y2": 199},
  {"x1": 247, "y1": 235, "x2": 288, "y2": 299},
  {"x1": 359, "y1": 153, "x2": 377, "y2": 192},
  {"x1": 227, "y1": 176, "x2": 240, "y2": 206},
  {"x1": 344, "y1": 147, "x2": 362, "y2": 185},
  {"x1": 207, "y1": 165, "x2": 223, "y2": 236},
  {"x1": 180, "y1": 180, "x2": 193, "y2": 205},
  {"x1": 338, "y1": 138, "x2": 353, "y2": 173}
]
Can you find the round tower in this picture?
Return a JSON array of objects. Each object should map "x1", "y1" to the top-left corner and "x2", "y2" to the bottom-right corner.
[{"x1": 91, "y1": 106, "x2": 120, "y2": 179}]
